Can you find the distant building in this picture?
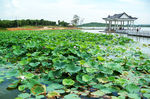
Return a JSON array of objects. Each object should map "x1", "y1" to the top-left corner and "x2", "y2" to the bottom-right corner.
[{"x1": 103, "y1": 12, "x2": 138, "y2": 31}]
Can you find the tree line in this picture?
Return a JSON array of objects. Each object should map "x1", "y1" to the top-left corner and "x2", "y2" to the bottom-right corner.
[
  {"x1": 0, "y1": 15, "x2": 83, "y2": 28},
  {"x1": 0, "y1": 19, "x2": 70, "y2": 28}
]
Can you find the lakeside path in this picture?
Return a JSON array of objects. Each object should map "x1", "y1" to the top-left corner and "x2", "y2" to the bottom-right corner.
[{"x1": 6, "y1": 26, "x2": 80, "y2": 31}]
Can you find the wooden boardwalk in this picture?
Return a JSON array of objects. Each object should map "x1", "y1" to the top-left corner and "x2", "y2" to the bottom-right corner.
[{"x1": 116, "y1": 30, "x2": 150, "y2": 38}]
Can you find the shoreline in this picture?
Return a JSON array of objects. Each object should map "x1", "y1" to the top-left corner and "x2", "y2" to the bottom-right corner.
[{"x1": 6, "y1": 26, "x2": 80, "y2": 31}]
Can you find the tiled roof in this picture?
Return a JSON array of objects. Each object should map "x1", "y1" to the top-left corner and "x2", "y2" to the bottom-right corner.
[{"x1": 105, "y1": 12, "x2": 137, "y2": 19}]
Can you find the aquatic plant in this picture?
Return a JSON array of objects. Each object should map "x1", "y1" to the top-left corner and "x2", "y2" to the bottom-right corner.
[{"x1": 0, "y1": 30, "x2": 149, "y2": 99}]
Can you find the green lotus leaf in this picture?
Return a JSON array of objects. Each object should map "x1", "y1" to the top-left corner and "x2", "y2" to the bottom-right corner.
[
  {"x1": 76, "y1": 74, "x2": 85, "y2": 83},
  {"x1": 111, "y1": 96, "x2": 119, "y2": 99},
  {"x1": 42, "y1": 62, "x2": 50, "y2": 67},
  {"x1": 48, "y1": 71, "x2": 55, "y2": 79},
  {"x1": 65, "y1": 64, "x2": 81, "y2": 73},
  {"x1": 13, "y1": 49, "x2": 24, "y2": 56},
  {"x1": 0, "y1": 78, "x2": 4, "y2": 83},
  {"x1": 7, "y1": 80, "x2": 20, "y2": 89},
  {"x1": 86, "y1": 67, "x2": 98, "y2": 73},
  {"x1": 18, "y1": 93, "x2": 30, "y2": 99},
  {"x1": 53, "y1": 61, "x2": 67, "y2": 69},
  {"x1": 15, "y1": 97, "x2": 23, "y2": 99},
  {"x1": 79, "y1": 60, "x2": 86, "y2": 65},
  {"x1": 97, "y1": 78, "x2": 108, "y2": 83},
  {"x1": 97, "y1": 56, "x2": 105, "y2": 61},
  {"x1": 141, "y1": 88, "x2": 150, "y2": 93},
  {"x1": 107, "y1": 76, "x2": 115, "y2": 81},
  {"x1": 115, "y1": 78, "x2": 127, "y2": 86},
  {"x1": 91, "y1": 90, "x2": 105, "y2": 97},
  {"x1": 8, "y1": 83, "x2": 18, "y2": 89},
  {"x1": 47, "y1": 83, "x2": 64, "y2": 92},
  {"x1": 35, "y1": 95, "x2": 45, "y2": 99},
  {"x1": 55, "y1": 90, "x2": 65, "y2": 93},
  {"x1": 24, "y1": 73, "x2": 34, "y2": 79},
  {"x1": 128, "y1": 93, "x2": 140, "y2": 99},
  {"x1": 29, "y1": 62, "x2": 40, "y2": 67},
  {"x1": 6, "y1": 69, "x2": 19, "y2": 77},
  {"x1": 125, "y1": 83, "x2": 140, "y2": 93},
  {"x1": 82, "y1": 74, "x2": 92, "y2": 82},
  {"x1": 47, "y1": 91, "x2": 60, "y2": 98},
  {"x1": 63, "y1": 79, "x2": 75, "y2": 86},
  {"x1": 18, "y1": 85, "x2": 26, "y2": 91},
  {"x1": 143, "y1": 93, "x2": 150, "y2": 98},
  {"x1": 101, "y1": 67, "x2": 113, "y2": 74},
  {"x1": 19, "y1": 60, "x2": 29, "y2": 65},
  {"x1": 64, "y1": 94, "x2": 80, "y2": 99},
  {"x1": 31, "y1": 84, "x2": 46, "y2": 95}
]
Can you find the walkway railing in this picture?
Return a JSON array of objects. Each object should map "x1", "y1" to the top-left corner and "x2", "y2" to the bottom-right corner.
[{"x1": 115, "y1": 29, "x2": 150, "y2": 37}]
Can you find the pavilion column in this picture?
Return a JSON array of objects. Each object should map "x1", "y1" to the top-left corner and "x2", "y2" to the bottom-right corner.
[
  {"x1": 131, "y1": 21, "x2": 133, "y2": 30},
  {"x1": 123, "y1": 21, "x2": 125, "y2": 29},
  {"x1": 120, "y1": 21, "x2": 122, "y2": 29},
  {"x1": 133, "y1": 21, "x2": 135, "y2": 30},
  {"x1": 114, "y1": 21, "x2": 117, "y2": 30},
  {"x1": 108, "y1": 21, "x2": 110, "y2": 31},
  {"x1": 116, "y1": 21, "x2": 118, "y2": 30},
  {"x1": 120, "y1": 21, "x2": 121, "y2": 29},
  {"x1": 109, "y1": 21, "x2": 112, "y2": 31},
  {"x1": 111, "y1": 21, "x2": 113, "y2": 30},
  {"x1": 129, "y1": 21, "x2": 132, "y2": 30},
  {"x1": 112, "y1": 21, "x2": 114, "y2": 30},
  {"x1": 106, "y1": 20, "x2": 108, "y2": 30},
  {"x1": 118, "y1": 21, "x2": 121, "y2": 30},
  {"x1": 127, "y1": 21, "x2": 129, "y2": 29},
  {"x1": 121, "y1": 21, "x2": 123, "y2": 29}
]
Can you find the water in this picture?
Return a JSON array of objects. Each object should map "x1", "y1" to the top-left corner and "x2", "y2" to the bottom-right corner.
[
  {"x1": 82, "y1": 27, "x2": 150, "y2": 56},
  {"x1": 0, "y1": 68, "x2": 20, "y2": 99},
  {"x1": 81, "y1": 27, "x2": 105, "y2": 30}
]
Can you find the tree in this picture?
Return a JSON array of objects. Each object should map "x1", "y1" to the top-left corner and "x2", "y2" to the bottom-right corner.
[
  {"x1": 0, "y1": 19, "x2": 56, "y2": 28},
  {"x1": 58, "y1": 20, "x2": 69, "y2": 27},
  {"x1": 71, "y1": 15, "x2": 80, "y2": 26}
]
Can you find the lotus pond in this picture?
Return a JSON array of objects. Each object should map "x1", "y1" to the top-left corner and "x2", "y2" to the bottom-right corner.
[{"x1": 0, "y1": 30, "x2": 150, "y2": 99}]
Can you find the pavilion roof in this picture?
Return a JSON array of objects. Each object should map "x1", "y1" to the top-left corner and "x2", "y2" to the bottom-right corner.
[{"x1": 103, "y1": 12, "x2": 138, "y2": 20}]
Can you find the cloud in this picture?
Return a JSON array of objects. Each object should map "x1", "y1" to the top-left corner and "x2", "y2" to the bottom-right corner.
[
  {"x1": 118, "y1": 0, "x2": 145, "y2": 5},
  {"x1": 0, "y1": 0, "x2": 150, "y2": 24}
]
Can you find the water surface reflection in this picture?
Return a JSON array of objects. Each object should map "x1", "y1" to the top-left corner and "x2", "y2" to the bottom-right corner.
[{"x1": 82, "y1": 30, "x2": 150, "y2": 56}]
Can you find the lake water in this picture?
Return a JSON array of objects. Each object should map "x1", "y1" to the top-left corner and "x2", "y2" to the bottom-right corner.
[
  {"x1": 0, "y1": 68, "x2": 20, "y2": 99},
  {"x1": 81, "y1": 27, "x2": 150, "y2": 32},
  {"x1": 82, "y1": 27, "x2": 150, "y2": 56}
]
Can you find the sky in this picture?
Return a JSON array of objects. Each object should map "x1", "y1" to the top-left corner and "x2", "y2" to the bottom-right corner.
[{"x1": 0, "y1": 0, "x2": 150, "y2": 24}]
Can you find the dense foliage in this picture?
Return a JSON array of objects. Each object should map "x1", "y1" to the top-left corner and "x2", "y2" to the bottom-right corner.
[
  {"x1": 0, "y1": 19, "x2": 56, "y2": 28},
  {"x1": 0, "y1": 30, "x2": 150, "y2": 99},
  {"x1": 58, "y1": 20, "x2": 69, "y2": 27}
]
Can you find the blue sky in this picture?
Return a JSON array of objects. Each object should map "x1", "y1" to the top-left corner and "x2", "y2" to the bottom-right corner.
[{"x1": 0, "y1": 0, "x2": 150, "y2": 24}]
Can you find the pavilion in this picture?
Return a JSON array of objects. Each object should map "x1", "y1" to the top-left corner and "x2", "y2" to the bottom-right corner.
[{"x1": 103, "y1": 12, "x2": 138, "y2": 31}]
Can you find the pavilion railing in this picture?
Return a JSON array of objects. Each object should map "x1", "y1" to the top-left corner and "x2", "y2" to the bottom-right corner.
[{"x1": 115, "y1": 29, "x2": 150, "y2": 37}]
